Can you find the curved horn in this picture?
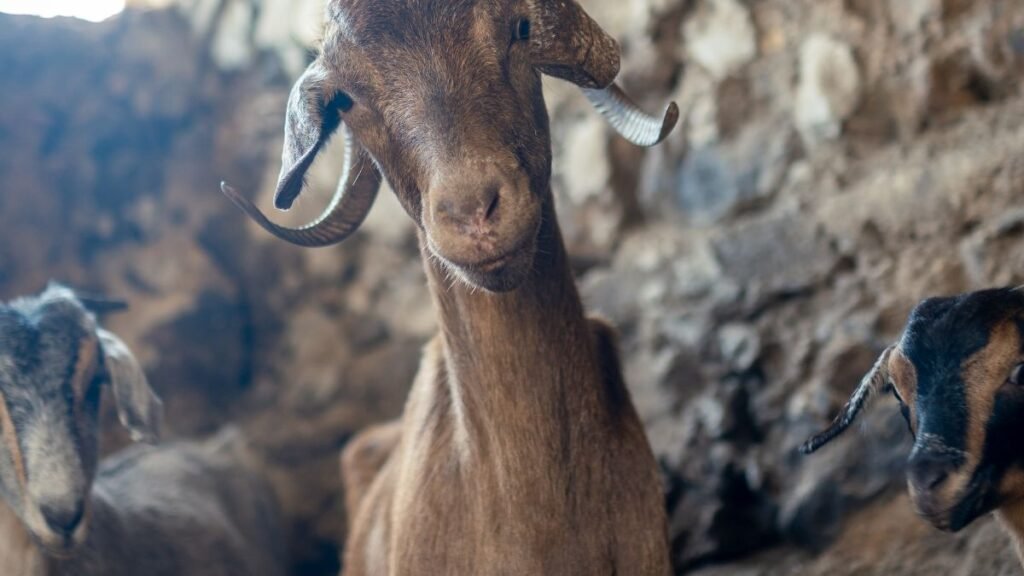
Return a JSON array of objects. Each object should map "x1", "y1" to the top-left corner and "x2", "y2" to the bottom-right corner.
[
  {"x1": 530, "y1": 1, "x2": 679, "y2": 147},
  {"x1": 582, "y1": 84, "x2": 679, "y2": 147},
  {"x1": 532, "y1": 0, "x2": 620, "y2": 88},
  {"x1": 221, "y1": 128, "x2": 382, "y2": 248},
  {"x1": 800, "y1": 345, "x2": 896, "y2": 454}
]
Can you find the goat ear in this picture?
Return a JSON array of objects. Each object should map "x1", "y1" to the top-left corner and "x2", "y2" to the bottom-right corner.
[
  {"x1": 275, "y1": 60, "x2": 345, "y2": 211},
  {"x1": 97, "y1": 329, "x2": 163, "y2": 444},
  {"x1": 531, "y1": 0, "x2": 620, "y2": 88},
  {"x1": 800, "y1": 345, "x2": 895, "y2": 455}
]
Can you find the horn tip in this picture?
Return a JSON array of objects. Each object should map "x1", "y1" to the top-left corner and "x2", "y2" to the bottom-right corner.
[
  {"x1": 220, "y1": 181, "x2": 249, "y2": 208},
  {"x1": 219, "y1": 181, "x2": 267, "y2": 224},
  {"x1": 666, "y1": 100, "x2": 680, "y2": 120},
  {"x1": 798, "y1": 439, "x2": 818, "y2": 455},
  {"x1": 662, "y1": 101, "x2": 680, "y2": 135}
]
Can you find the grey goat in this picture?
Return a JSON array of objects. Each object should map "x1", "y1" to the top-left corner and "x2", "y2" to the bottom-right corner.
[{"x1": 0, "y1": 284, "x2": 288, "y2": 576}]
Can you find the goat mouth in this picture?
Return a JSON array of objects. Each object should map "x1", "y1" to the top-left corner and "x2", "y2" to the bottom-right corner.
[
  {"x1": 432, "y1": 236, "x2": 537, "y2": 293},
  {"x1": 432, "y1": 226, "x2": 537, "y2": 273},
  {"x1": 32, "y1": 532, "x2": 79, "y2": 558},
  {"x1": 465, "y1": 246, "x2": 525, "y2": 273},
  {"x1": 913, "y1": 472, "x2": 994, "y2": 532}
]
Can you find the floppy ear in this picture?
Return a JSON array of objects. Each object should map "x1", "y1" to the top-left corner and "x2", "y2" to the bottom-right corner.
[
  {"x1": 97, "y1": 329, "x2": 163, "y2": 443},
  {"x1": 221, "y1": 59, "x2": 383, "y2": 247},
  {"x1": 801, "y1": 345, "x2": 895, "y2": 454},
  {"x1": 531, "y1": 0, "x2": 620, "y2": 88},
  {"x1": 274, "y1": 60, "x2": 347, "y2": 211}
]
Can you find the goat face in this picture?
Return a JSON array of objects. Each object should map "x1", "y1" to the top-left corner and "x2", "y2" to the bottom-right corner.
[
  {"x1": 803, "y1": 288, "x2": 1024, "y2": 533},
  {"x1": 0, "y1": 291, "x2": 101, "y2": 553},
  {"x1": 321, "y1": 0, "x2": 555, "y2": 291},
  {"x1": 221, "y1": 0, "x2": 678, "y2": 293},
  {"x1": 0, "y1": 284, "x2": 162, "y2": 555}
]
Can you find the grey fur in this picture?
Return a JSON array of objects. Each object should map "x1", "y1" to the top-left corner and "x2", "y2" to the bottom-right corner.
[{"x1": 0, "y1": 285, "x2": 288, "y2": 576}]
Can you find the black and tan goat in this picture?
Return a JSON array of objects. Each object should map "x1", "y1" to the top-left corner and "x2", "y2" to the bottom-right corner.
[
  {"x1": 0, "y1": 284, "x2": 288, "y2": 576},
  {"x1": 220, "y1": 0, "x2": 677, "y2": 574},
  {"x1": 803, "y1": 287, "x2": 1024, "y2": 564}
]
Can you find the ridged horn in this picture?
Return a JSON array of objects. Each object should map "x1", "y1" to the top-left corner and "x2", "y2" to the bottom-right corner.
[
  {"x1": 582, "y1": 84, "x2": 679, "y2": 147},
  {"x1": 221, "y1": 128, "x2": 382, "y2": 248}
]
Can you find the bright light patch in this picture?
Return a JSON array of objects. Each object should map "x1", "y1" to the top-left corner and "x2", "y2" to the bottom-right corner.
[{"x1": 0, "y1": 0, "x2": 125, "y2": 22}]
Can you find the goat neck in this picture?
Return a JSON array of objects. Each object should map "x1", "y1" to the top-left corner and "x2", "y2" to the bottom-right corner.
[{"x1": 422, "y1": 198, "x2": 606, "y2": 461}]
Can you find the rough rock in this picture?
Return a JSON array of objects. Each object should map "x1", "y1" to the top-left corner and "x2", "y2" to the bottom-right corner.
[
  {"x1": 684, "y1": 0, "x2": 758, "y2": 80},
  {"x1": 794, "y1": 34, "x2": 862, "y2": 146}
]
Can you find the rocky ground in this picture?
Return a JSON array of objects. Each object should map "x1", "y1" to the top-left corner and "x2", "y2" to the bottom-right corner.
[{"x1": 1, "y1": 0, "x2": 1023, "y2": 574}]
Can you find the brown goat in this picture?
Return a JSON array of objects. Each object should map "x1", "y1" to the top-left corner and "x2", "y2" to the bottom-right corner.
[
  {"x1": 222, "y1": 1, "x2": 678, "y2": 574},
  {"x1": 803, "y1": 287, "x2": 1024, "y2": 567}
]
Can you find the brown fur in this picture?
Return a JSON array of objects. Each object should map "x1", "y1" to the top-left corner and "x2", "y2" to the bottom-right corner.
[
  {"x1": 997, "y1": 471, "x2": 1024, "y2": 564},
  {"x1": 0, "y1": 502, "x2": 42, "y2": 576},
  {"x1": 340, "y1": 206, "x2": 670, "y2": 575},
  {"x1": 0, "y1": 390, "x2": 27, "y2": 491},
  {"x1": 962, "y1": 322, "x2": 1020, "y2": 458},
  {"x1": 340, "y1": 421, "x2": 402, "y2": 523},
  {"x1": 70, "y1": 336, "x2": 97, "y2": 410},
  {"x1": 888, "y1": 349, "x2": 918, "y2": 426},
  {"x1": 220, "y1": 1, "x2": 672, "y2": 572}
]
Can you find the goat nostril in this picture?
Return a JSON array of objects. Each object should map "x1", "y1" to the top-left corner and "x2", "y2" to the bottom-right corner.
[
  {"x1": 924, "y1": 470, "x2": 949, "y2": 489},
  {"x1": 41, "y1": 503, "x2": 84, "y2": 537},
  {"x1": 483, "y1": 189, "x2": 500, "y2": 222},
  {"x1": 909, "y1": 455, "x2": 956, "y2": 490}
]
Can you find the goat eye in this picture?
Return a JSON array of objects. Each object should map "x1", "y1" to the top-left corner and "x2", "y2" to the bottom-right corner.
[
  {"x1": 1010, "y1": 363, "x2": 1024, "y2": 386},
  {"x1": 514, "y1": 18, "x2": 531, "y2": 41},
  {"x1": 329, "y1": 92, "x2": 355, "y2": 113}
]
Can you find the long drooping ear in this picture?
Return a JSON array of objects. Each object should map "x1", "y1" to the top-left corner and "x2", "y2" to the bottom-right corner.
[
  {"x1": 97, "y1": 329, "x2": 163, "y2": 444},
  {"x1": 275, "y1": 62, "x2": 343, "y2": 210},
  {"x1": 531, "y1": 0, "x2": 620, "y2": 89},
  {"x1": 800, "y1": 345, "x2": 895, "y2": 454},
  {"x1": 532, "y1": 1, "x2": 679, "y2": 147},
  {"x1": 221, "y1": 60, "x2": 383, "y2": 247}
]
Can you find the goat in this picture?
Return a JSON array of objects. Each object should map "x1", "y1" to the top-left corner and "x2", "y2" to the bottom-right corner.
[
  {"x1": 0, "y1": 284, "x2": 288, "y2": 576},
  {"x1": 220, "y1": 0, "x2": 678, "y2": 574},
  {"x1": 802, "y1": 287, "x2": 1024, "y2": 566}
]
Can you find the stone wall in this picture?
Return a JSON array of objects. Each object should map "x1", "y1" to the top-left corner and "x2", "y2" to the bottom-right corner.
[{"x1": 1, "y1": 0, "x2": 1023, "y2": 574}]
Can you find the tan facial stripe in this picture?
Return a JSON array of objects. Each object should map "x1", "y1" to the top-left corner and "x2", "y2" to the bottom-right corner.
[
  {"x1": 1000, "y1": 469, "x2": 1024, "y2": 503},
  {"x1": 889, "y1": 348, "x2": 919, "y2": 427},
  {"x1": 0, "y1": 389, "x2": 27, "y2": 490},
  {"x1": 964, "y1": 322, "x2": 1021, "y2": 453},
  {"x1": 960, "y1": 321, "x2": 1022, "y2": 494},
  {"x1": 69, "y1": 335, "x2": 98, "y2": 405}
]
